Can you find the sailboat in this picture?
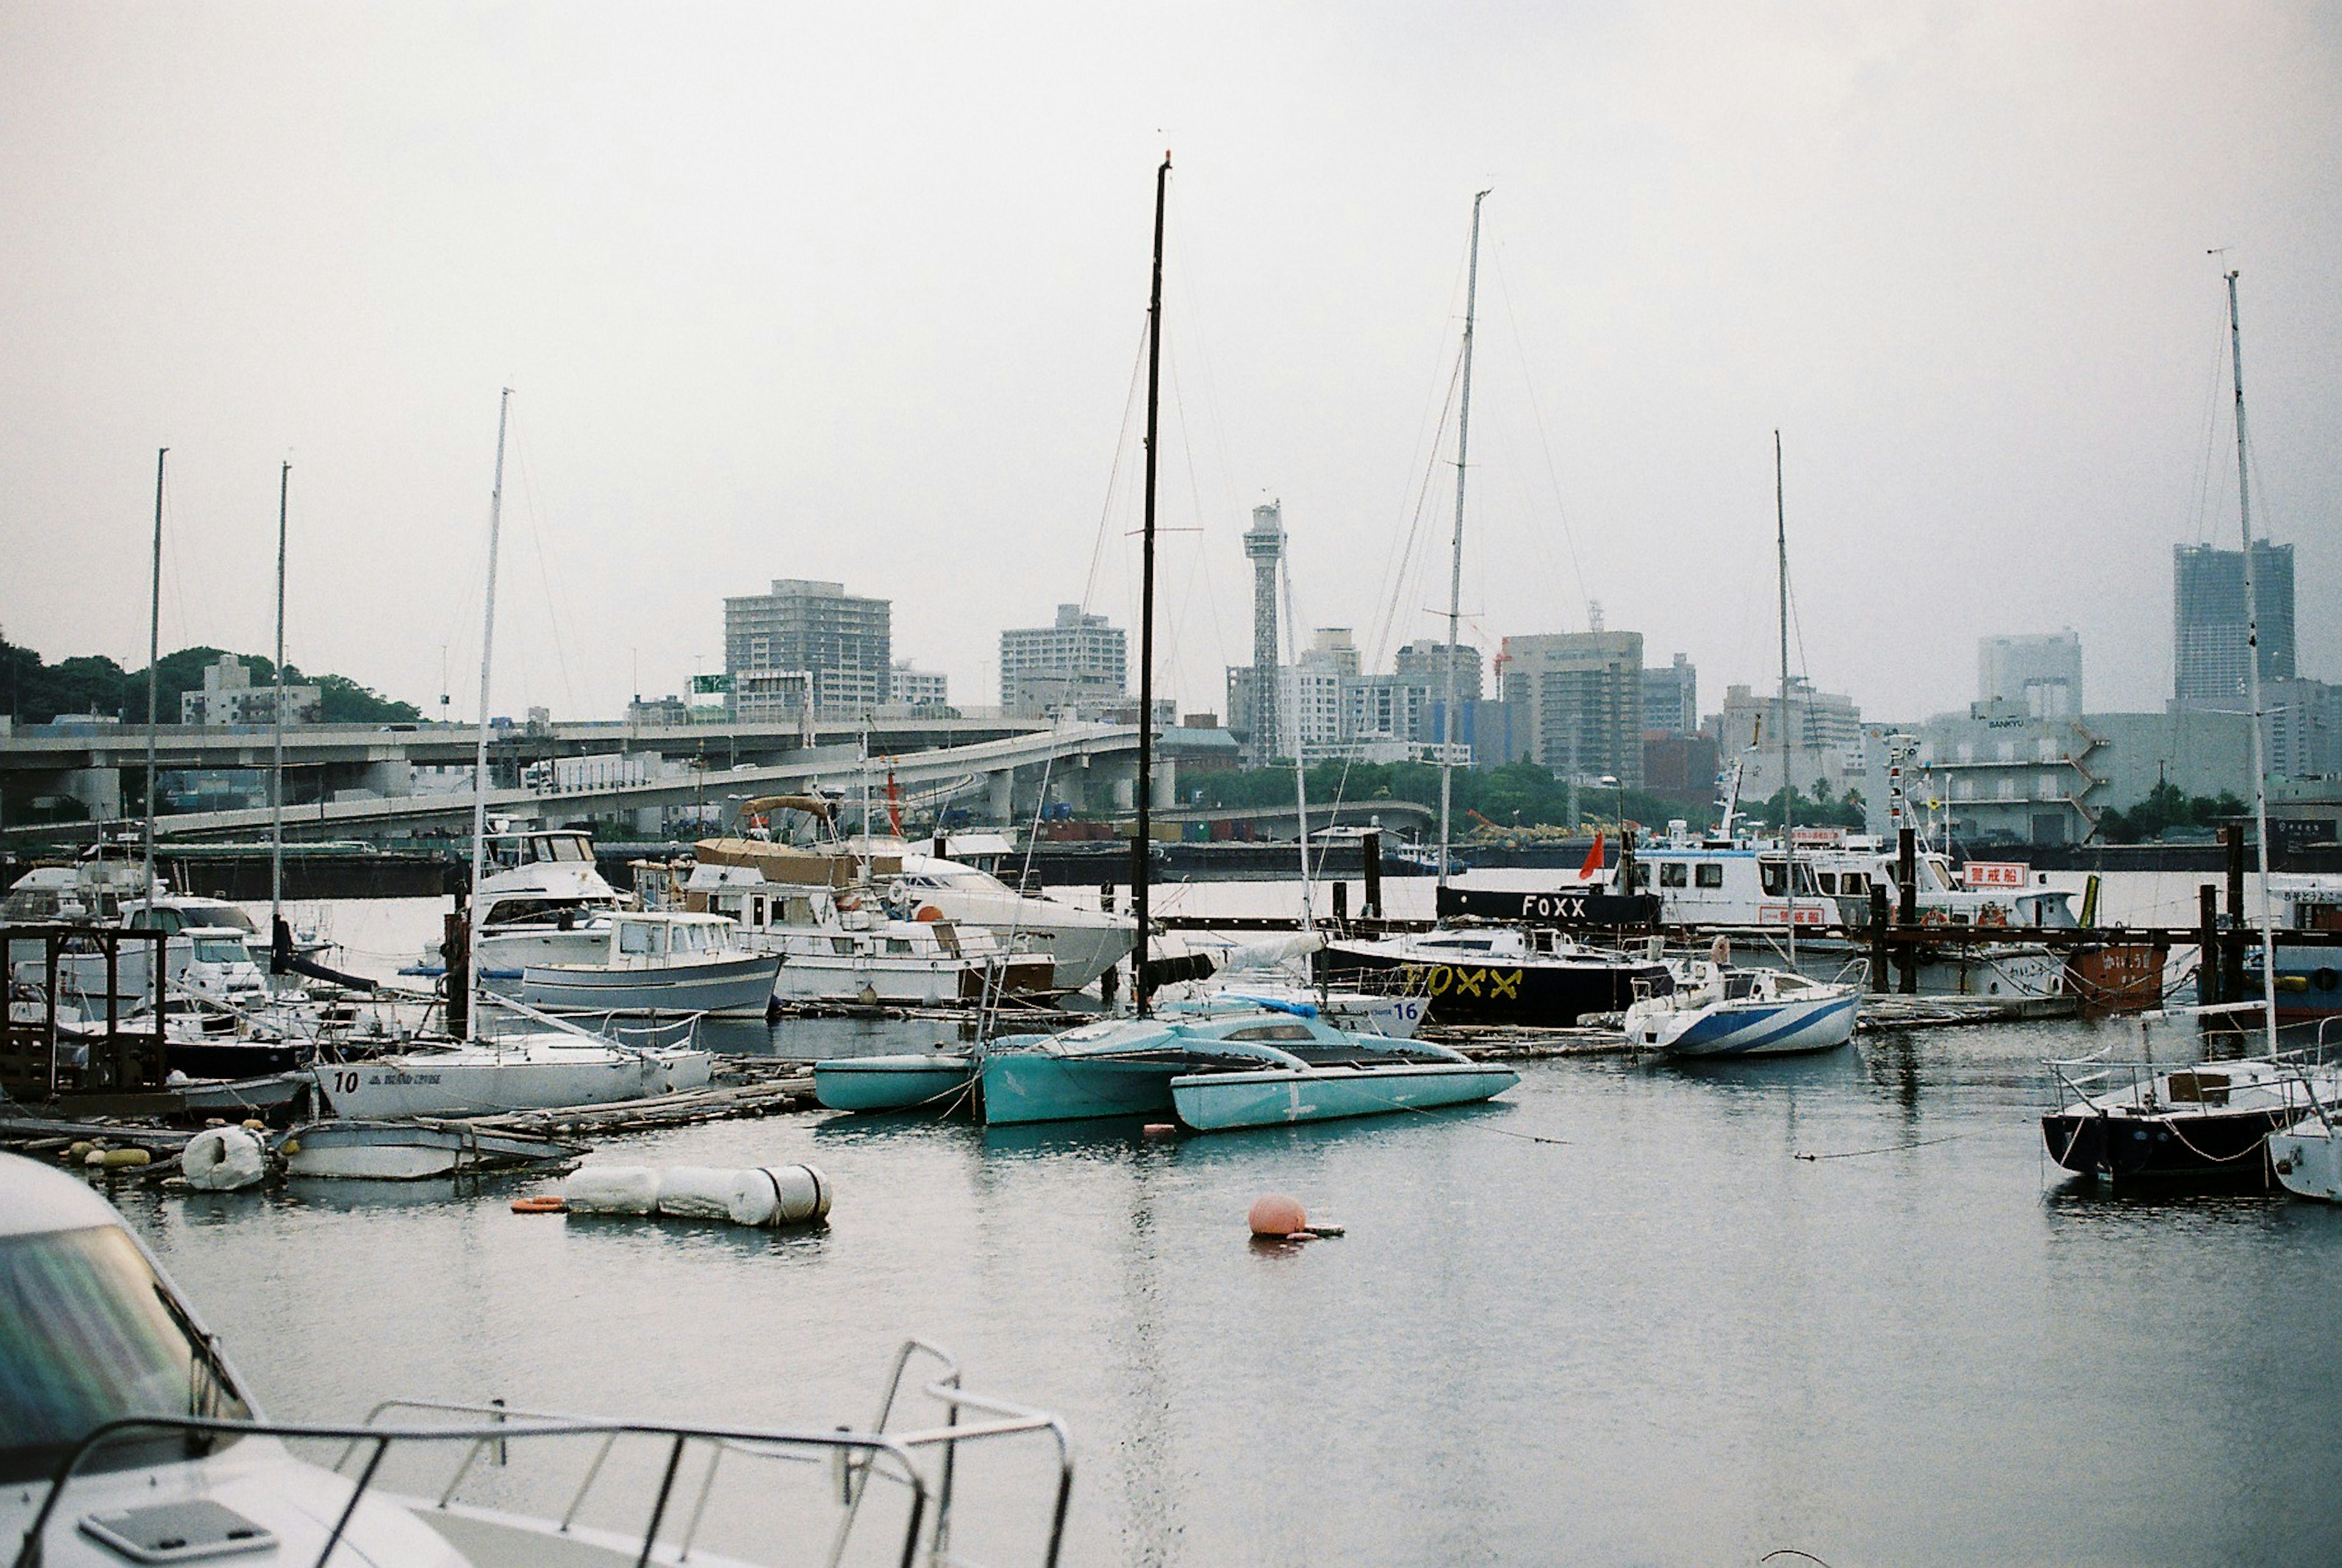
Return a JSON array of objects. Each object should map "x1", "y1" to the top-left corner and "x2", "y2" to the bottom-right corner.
[
  {"x1": 825, "y1": 167, "x2": 1518, "y2": 1130},
  {"x1": 2041, "y1": 270, "x2": 2342, "y2": 1186},
  {"x1": 1315, "y1": 192, "x2": 1671, "y2": 1027},
  {"x1": 311, "y1": 391, "x2": 712, "y2": 1120},
  {"x1": 1622, "y1": 435, "x2": 1858, "y2": 1060}
]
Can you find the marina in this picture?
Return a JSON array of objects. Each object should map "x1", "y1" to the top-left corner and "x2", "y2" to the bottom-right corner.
[{"x1": 7, "y1": 10, "x2": 2342, "y2": 1561}]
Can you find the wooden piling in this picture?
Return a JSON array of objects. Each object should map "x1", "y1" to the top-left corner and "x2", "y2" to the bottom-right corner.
[
  {"x1": 1895, "y1": 828, "x2": 1919, "y2": 995},
  {"x1": 444, "y1": 898, "x2": 470, "y2": 1037},
  {"x1": 2222, "y1": 825, "x2": 2247, "y2": 1003},
  {"x1": 2197, "y1": 884, "x2": 2222, "y2": 1007},
  {"x1": 1362, "y1": 829, "x2": 1383, "y2": 919},
  {"x1": 1869, "y1": 884, "x2": 1890, "y2": 992}
]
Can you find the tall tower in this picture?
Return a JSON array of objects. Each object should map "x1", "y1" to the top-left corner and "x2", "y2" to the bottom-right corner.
[{"x1": 1244, "y1": 501, "x2": 1285, "y2": 766}]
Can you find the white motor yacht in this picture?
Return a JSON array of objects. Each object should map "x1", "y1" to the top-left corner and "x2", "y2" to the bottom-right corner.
[
  {"x1": 0, "y1": 1150, "x2": 1073, "y2": 1566},
  {"x1": 853, "y1": 836, "x2": 1138, "y2": 994}
]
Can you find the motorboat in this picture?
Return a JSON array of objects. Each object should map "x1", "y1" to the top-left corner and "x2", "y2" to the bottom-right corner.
[
  {"x1": 2041, "y1": 1047, "x2": 2342, "y2": 1183},
  {"x1": 1317, "y1": 925, "x2": 1673, "y2": 1027},
  {"x1": 856, "y1": 836, "x2": 1137, "y2": 993},
  {"x1": 0, "y1": 1150, "x2": 1073, "y2": 1566},
  {"x1": 2232, "y1": 875, "x2": 2342, "y2": 1023},
  {"x1": 520, "y1": 909, "x2": 781, "y2": 1017},
  {"x1": 1622, "y1": 956, "x2": 1858, "y2": 1058},
  {"x1": 453, "y1": 825, "x2": 628, "y2": 976},
  {"x1": 678, "y1": 848, "x2": 1054, "y2": 1007},
  {"x1": 308, "y1": 1009, "x2": 713, "y2": 1120},
  {"x1": 1152, "y1": 933, "x2": 1430, "y2": 1037}
]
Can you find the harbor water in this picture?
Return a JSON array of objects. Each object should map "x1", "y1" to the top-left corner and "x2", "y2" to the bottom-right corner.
[{"x1": 96, "y1": 885, "x2": 2342, "y2": 1563}]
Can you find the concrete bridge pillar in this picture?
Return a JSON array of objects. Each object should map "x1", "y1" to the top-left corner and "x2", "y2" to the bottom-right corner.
[
  {"x1": 59, "y1": 768, "x2": 123, "y2": 824},
  {"x1": 986, "y1": 768, "x2": 1014, "y2": 824}
]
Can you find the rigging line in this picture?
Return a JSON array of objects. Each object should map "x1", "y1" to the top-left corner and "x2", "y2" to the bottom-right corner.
[
  {"x1": 2190, "y1": 287, "x2": 2232, "y2": 545},
  {"x1": 1792, "y1": 1127, "x2": 1985, "y2": 1161},
  {"x1": 1164, "y1": 216, "x2": 1248, "y2": 528},
  {"x1": 1489, "y1": 240, "x2": 1594, "y2": 626},
  {"x1": 506, "y1": 410, "x2": 580, "y2": 717},
  {"x1": 1364, "y1": 245, "x2": 1474, "y2": 672},
  {"x1": 1366, "y1": 346, "x2": 1464, "y2": 670}
]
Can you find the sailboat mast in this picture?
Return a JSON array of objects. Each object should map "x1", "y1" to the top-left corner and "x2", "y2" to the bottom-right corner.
[
  {"x1": 2225, "y1": 271, "x2": 2280, "y2": 1057},
  {"x1": 1775, "y1": 431, "x2": 1796, "y2": 968},
  {"x1": 468, "y1": 388, "x2": 514, "y2": 1033},
  {"x1": 271, "y1": 460, "x2": 288, "y2": 930},
  {"x1": 1438, "y1": 189, "x2": 1491, "y2": 890},
  {"x1": 1281, "y1": 553, "x2": 1312, "y2": 925},
  {"x1": 143, "y1": 448, "x2": 166, "y2": 911},
  {"x1": 1133, "y1": 152, "x2": 1169, "y2": 1017}
]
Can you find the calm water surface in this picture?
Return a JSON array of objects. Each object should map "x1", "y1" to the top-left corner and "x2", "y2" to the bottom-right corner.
[{"x1": 113, "y1": 1004, "x2": 2342, "y2": 1566}]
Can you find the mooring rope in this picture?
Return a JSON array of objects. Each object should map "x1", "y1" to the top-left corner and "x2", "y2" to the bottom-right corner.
[{"x1": 1793, "y1": 1128, "x2": 1985, "y2": 1161}]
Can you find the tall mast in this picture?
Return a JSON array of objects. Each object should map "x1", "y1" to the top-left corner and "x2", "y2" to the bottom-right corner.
[
  {"x1": 1775, "y1": 431, "x2": 1796, "y2": 968},
  {"x1": 1281, "y1": 553, "x2": 1312, "y2": 925},
  {"x1": 142, "y1": 448, "x2": 166, "y2": 909},
  {"x1": 1438, "y1": 189, "x2": 1491, "y2": 890},
  {"x1": 2226, "y1": 271, "x2": 2280, "y2": 1058},
  {"x1": 270, "y1": 460, "x2": 289, "y2": 932},
  {"x1": 1132, "y1": 152, "x2": 1169, "y2": 1017},
  {"x1": 468, "y1": 388, "x2": 514, "y2": 1034}
]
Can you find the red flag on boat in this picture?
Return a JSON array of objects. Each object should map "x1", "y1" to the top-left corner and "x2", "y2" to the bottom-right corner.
[{"x1": 1579, "y1": 829, "x2": 1605, "y2": 882}]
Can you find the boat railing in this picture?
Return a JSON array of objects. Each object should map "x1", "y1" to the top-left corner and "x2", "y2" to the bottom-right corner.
[
  {"x1": 476, "y1": 990, "x2": 706, "y2": 1056},
  {"x1": 15, "y1": 1342, "x2": 1070, "y2": 1568},
  {"x1": 2044, "y1": 1028, "x2": 2342, "y2": 1115}
]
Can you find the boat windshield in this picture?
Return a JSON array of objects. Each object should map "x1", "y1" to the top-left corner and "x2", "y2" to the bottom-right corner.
[
  {"x1": 176, "y1": 901, "x2": 259, "y2": 935},
  {"x1": 189, "y1": 938, "x2": 251, "y2": 965},
  {"x1": 0, "y1": 1225, "x2": 251, "y2": 1484}
]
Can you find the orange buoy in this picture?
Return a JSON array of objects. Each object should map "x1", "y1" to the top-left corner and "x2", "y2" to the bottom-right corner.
[
  {"x1": 510, "y1": 1195, "x2": 567, "y2": 1214},
  {"x1": 1248, "y1": 1193, "x2": 1307, "y2": 1237},
  {"x1": 914, "y1": 904, "x2": 945, "y2": 922}
]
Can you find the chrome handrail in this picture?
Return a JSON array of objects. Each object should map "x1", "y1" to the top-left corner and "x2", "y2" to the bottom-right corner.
[{"x1": 19, "y1": 1345, "x2": 1072, "y2": 1568}]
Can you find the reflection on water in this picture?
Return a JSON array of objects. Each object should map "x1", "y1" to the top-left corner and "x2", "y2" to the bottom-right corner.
[{"x1": 116, "y1": 1012, "x2": 2342, "y2": 1565}]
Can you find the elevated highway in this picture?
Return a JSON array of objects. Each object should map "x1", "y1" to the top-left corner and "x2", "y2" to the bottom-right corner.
[{"x1": 2, "y1": 721, "x2": 1156, "y2": 845}]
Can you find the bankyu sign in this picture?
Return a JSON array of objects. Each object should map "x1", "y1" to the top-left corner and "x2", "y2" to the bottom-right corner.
[{"x1": 1961, "y1": 862, "x2": 2028, "y2": 889}]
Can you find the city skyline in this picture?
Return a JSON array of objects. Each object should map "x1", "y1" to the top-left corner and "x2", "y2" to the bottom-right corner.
[{"x1": 4, "y1": 7, "x2": 2338, "y2": 732}]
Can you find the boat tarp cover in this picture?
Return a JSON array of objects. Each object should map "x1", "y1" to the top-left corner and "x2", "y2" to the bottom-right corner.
[{"x1": 692, "y1": 838, "x2": 901, "y2": 889}]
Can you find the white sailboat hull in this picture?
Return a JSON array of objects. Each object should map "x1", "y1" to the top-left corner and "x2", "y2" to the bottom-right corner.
[{"x1": 310, "y1": 1037, "x2": 711, "y2": 1120}]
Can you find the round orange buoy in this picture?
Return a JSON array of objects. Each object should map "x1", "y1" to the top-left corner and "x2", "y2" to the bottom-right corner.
[
  {"x1": 510, "y1": 1195, "x2": 567, "y2": 1214},
  {"x1": 914, "y1": 904, "x2": 945, "y2": 922},
  {"x1": 1248, "y1": 1193, "x2": 1307, "y2": 1237}
]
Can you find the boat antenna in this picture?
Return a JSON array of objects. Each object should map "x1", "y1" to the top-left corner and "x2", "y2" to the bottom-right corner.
[
  {"x1": 468, "y1": 388, "x2": 514, "y2": 1037},
  {"x1": 1133, "y1": 151, "x2": 1169, "y2": 1017},
  {"x1": 271, "y1": 460, "x2": 289, "y2": 937},
  {"x1": 2224, "y1": 271, "x2": 2280, "y2": 1058},
  {"x1": 1776, "y1": 430, "x2": 1796, "y2": 970},
  {"x1": 143, "y1": 446, "x2": 166, "y2": 912},
  {"x1": 1438, "y1": 189, "x2": 1491, "y2": 893}
]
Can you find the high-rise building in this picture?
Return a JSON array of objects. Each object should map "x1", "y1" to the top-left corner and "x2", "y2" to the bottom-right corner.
[
  {"x1": 1395, "y1": 641, "x2": 1482, "y2": 704},
  {"x1": 1717, "y1": 678, "x2": 1863, "y2": 801},
  {"x1": 1980, "y1": 632, "x2": 2083, "y2": 718},
  {"x1": 1306, "y1": 628, "x2": 1361, "y2": 678},
  {"x1": 890, "y1": 662, "x2": 948, "y2": 711},
  {"x1": 999, "y1": 604, "x2": 1126, "y2": 715},
  {"x1": 723, "y1": 579, "x2": 891, "y2": 718},
  {"x1": 1498, "y1": 631, "x2": 1646, "y2": 787},
  {"x1": 2175, "y1": 542, "x2": 2295, "y2": 708},
  {"x1": 1242, "y1": 502, "x2": 1285, "y2": 767},
  {"x1": 1641, "y1": 653, "x2": 1697, "y2": 736}
]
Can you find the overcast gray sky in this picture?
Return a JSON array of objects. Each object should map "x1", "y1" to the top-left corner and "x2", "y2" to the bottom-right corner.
[{"x1": 4, "y1": 2, "x2": 2336, "y2": 728}]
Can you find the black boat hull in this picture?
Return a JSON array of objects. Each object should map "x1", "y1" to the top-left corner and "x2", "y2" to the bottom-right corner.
[
  {"x1": 2040, "y1": 1108, "x2": 2287, "y2": 1181},
  {"x1": 1317, "y1": 942, "x2": 1672, "y2": 1027}
]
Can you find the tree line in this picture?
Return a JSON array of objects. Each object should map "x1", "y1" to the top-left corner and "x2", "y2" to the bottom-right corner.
[{"x1": 1, "y1": 634, "x2": 421, "y2": 726}]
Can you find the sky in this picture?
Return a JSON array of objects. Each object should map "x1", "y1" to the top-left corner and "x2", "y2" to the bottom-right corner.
[{"x1": 3, "y1": 2, "x2": 2337, "y2": 729}]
